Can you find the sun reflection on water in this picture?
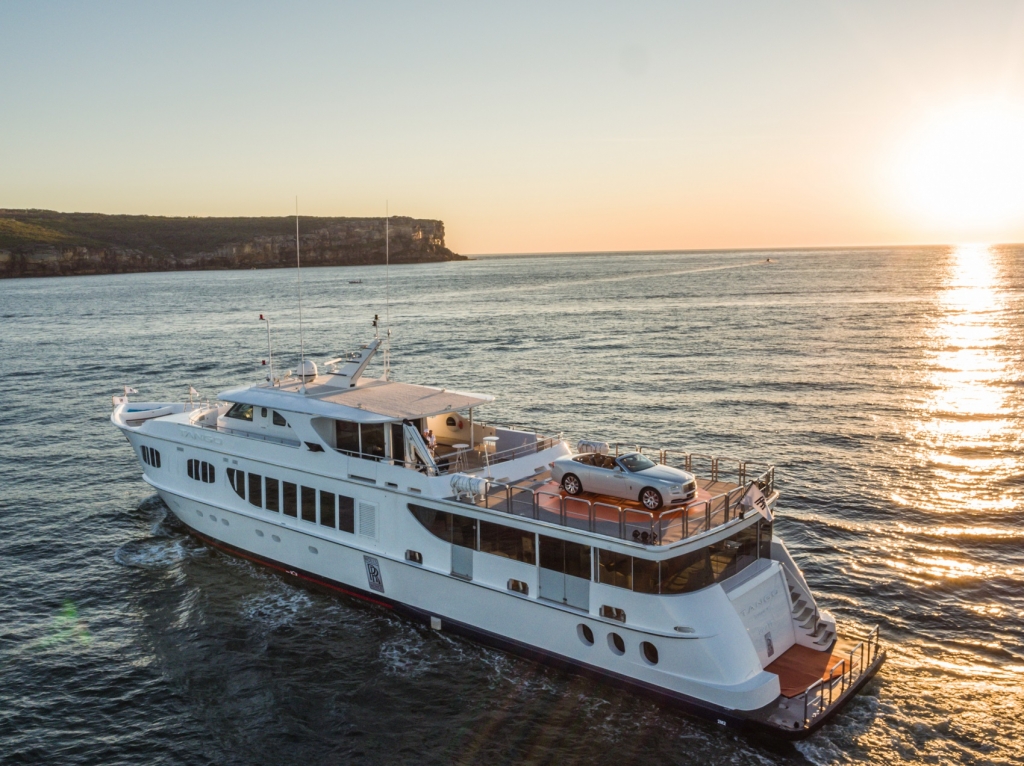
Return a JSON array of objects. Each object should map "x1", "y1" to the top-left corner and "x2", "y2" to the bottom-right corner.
[{"x1": 902, "y1": 244, "x2": 1018, "y2": 516}]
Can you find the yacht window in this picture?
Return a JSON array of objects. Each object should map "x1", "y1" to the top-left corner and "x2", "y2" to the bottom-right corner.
[
  {"x1": 758, "y1": 520, "x2": 772, "y2": 560},
  {"x1": 188, "y1": 459, "x2": 215, "y2": 483},
  {"x1": 261, "y1": 408, "x2": 268, "y2": 418},
  {"x1": 360, "y1": 423, "x2": 386, "y2": 460},
  {"x1": 301, "y1": 486, "x2": 316, "y2": 522},
  {"x1": 390, "y1": 422, "x2": 405, "y2": 463},
  {"x1": 338, "y1": 495, "x2": 355, "y2": 533},
  {"x1": 598, "y1": 549, "x2": 632, "y2": 590},
  {"x1": 266, "y1": 477, "x2": 280, "y2": 512},
  {"x1": 248, "y1": 473, "x2": 262, "y2": 507},
  {"x1": 633, "y1": 557, "x2": 660, "y2": 594},
  {"x1": 320, "y1": 491, "x2": 336, "y2": 528},
  {"x1": 142, "y1": 446, "x2": 149, "y2": 464},
  {"x1": 335, "y1": 420, "x2": 360, "y2": 455},
  {"x1": 446, "y1": 416, "x2": 457, "y2": 427},
  {"x1": 272, "y1": 411, "x2": 288, "y2": 427},
  {"x1": 709, "y1": 522, "x2": 759, "y2": 580},
  {"x1": 479, "y1": 521, "x2": 535, "y2": 564},
  {"x1": 227, "y1": 468, "x2": 245, "y2": 498},
  {"x1": 539, "y1": 536, "x2": 591, "y2": 578},
  {"x1": 408, "y1": 504, "x2": 452, "y2": 541},
  {"x1": 660, "y1": 548, "x2": 713, "y2": 595},
  {"x1": 451, "y1": 514, "x2": 477, "y2": 550},
  {"x1": 618, "y1": 453, "x2": 656, "y2": 472},
  {"x1": 225, "y1": 403, "x2": 254, "y2": 421},
  {"x1": 152, "y1": 450, "x2": 161, "y2": 468},
  {"x1": 283, "y1": 482, "x2": 297, "y2": 517}
]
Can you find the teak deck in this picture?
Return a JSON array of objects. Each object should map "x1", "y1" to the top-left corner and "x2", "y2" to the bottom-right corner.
[{"x1": 766, "y1": 638, "x2": 861, "y2": 698}]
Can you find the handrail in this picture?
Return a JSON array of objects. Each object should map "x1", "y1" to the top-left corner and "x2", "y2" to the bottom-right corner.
[
  {"x1": 799, "y1": 626, "x2": 882, "y2": 727},
  {"x1": 194, "y1": 421, "x2": 302, "y2": 448}
]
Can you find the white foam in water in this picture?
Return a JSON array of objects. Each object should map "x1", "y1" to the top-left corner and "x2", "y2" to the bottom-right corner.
[
  {"x1": 114, "y1": 538, "x2": 190, "y2": 569},
  {"x1": 238, "y1": 587, "x2": 313, "y2": 630}
]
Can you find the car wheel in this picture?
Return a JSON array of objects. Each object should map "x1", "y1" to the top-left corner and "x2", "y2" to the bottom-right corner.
[
  {"x1": 640, "y1": 487, "x2": 663, "y2": 510},
  {"x1": 562, "y1": 473, "x2": 582, "y2": 495}
]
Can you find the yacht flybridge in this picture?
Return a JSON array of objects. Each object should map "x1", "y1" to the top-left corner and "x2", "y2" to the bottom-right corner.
[{"x1": 111, "y1": 330, "x2": 883, "y2": 739}]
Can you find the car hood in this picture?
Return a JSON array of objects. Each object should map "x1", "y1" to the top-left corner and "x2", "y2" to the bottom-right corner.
[{"x1": 634, "y1": 464, "x2": 694, "y2": 483}]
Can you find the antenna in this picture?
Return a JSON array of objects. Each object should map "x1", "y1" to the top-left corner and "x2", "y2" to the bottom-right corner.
[
  {"x1": 260, "y1": 313, "x2": 274, "y2": 384},
  {"x1": 384, "y1": 200, "x2": 391, "y2": 380},
  {"x1": 295, "y1": 197, "x2": 306, "y2": 393}
]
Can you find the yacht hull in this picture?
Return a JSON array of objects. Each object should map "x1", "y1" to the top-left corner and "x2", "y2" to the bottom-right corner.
[{"x1": 158, "y1": 486, "x2": 881, "y2": 741}]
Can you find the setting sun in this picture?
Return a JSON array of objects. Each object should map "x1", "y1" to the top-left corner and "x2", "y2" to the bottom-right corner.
[{"x1": 895, "y1": 103, "x2": 1024, "y2": 233}]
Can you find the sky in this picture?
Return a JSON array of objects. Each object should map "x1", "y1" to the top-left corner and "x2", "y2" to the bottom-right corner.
[{"x1": 3, "y1": 1, "x2": 1024, "y2": 254}]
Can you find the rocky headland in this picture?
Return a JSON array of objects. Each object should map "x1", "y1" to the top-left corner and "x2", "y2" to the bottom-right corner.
[{"x1": 0, "y1": 210, "x2": 464, "y2": 279}]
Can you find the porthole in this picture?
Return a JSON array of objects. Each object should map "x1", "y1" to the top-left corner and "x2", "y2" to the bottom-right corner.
[
  {"x1": 255, "y1": 529, "x2": 265, "y2": 537},
  {"x1": 221, "y1": 518, "x2": 229, "y2": 526},
  {"x1": 271, "y1": 534, "x2": 281, "y2": 542},
  {"x1": 308, "y1": 546, "x2": 318, "y2": 555},
  {"x1": 608, "y1": 632, "x2": 625, "y2": 656},
  {"x1": 577, "y1": 624, "x2": 594, "y2": 646},
  {"x1": 641, "y1": 641, "x2": 659, "y2": 665},
  {"x1": 196, "y1": 510, "x2": 204, "y2": 517},
  {"x1": 210, "y1": 514, "x2": 218, "y2": 522}
]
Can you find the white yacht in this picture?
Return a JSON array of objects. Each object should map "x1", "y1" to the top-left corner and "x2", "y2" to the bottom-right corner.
[{"x1": 111, "y1": 329, "x2": 883, "y2": 739}]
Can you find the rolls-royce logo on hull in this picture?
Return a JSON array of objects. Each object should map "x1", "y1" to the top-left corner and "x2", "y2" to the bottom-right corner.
[{"x1": 364, "y1": 556, "x2": 385, "y2": 593}]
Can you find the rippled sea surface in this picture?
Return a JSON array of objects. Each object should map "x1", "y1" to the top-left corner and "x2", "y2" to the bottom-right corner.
[{"x1": 2, "y1": 246, "x2": 1022, "y2": 765}]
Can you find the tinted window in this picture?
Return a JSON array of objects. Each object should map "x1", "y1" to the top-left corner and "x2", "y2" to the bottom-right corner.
[
  {"x1": 660, "y1": 548, "x2": 713, "y2": 595},
  {"x1": 320, "y1": 491, "x2": 336, "y2": 528},
  {"x1": 265, "y1": 477, "x2": 280, "y2": 511},
  {"x1": 361, "y1": 423, "x2": 386, "y2": 459},
  {"x1": 619, "y1": 453, "x2": 656, "y2": 472},
  {"x1": 335, "y1": 420, "x2": 360, "y2": 454},
  {"x1": 708, "y1": 522, "x2": 758, "y2": 581},
  {"x1": 480, "y1": 521, "x2": 535, "y2": 564},
  {"x1": 227, "y1": 468, "x2": 245, "y2": 498},
  {"x1": 283, "y1": 482, "x2": 297, "y2": 517},
  {"x1": 272, "y1": 410, "x2": 288, "y2": 427},
  {"x1": 339, "y1": 495, "x2": 355, "y2": 533},
  {"x1": 225, "y1": 403, "x2": 254, "y2": 421},
  {"x1": 451, "y1": 514, "x2": 477, "y2": 549},
  {"x1": 633, "y1": 556, "x2": 660, "y2": 594},
  {"x1": 390, "y1": 422, "x2": 405, "y2": 463},
  {"x1": 759, "y1": 520, "x2": 772, "y2": 560},
  {"x1": 301, "y1": 486, "x2": 317, "y2": 522},
  {"x1": 539, "y1": 536, "x2": 592, "y2": 579},
  {"x1": 187, "y1": 458, "x2": 196, "y2": 479},
  {"x1": 248, "y1": 473, "x2": 262, "y2": 507},
  {"x1": 598, "y1": 549, "x2": 632, "y2": 589},
  {"x1": 409, "y1": 504, "x2": 452, "y2": 541},
  {"x1": 153, "y1": 450, "x2": 161, "y2": 468}
]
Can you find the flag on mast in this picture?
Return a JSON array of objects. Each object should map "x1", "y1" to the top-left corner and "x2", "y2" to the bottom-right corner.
[
  {"x1": 189, "y1": 386, "x2": 199, "y2": 397},
  {"x1": 124, "y1": 385, "x2": 138, "y2": 395},
  {"x1": 741, "y1": 483, "x2": 773, "y2": 522}
]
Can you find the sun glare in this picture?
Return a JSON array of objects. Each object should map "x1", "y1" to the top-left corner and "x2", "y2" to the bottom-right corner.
[{"x1": 895, "y1": 103, "x2": 1024, "y2": 232}]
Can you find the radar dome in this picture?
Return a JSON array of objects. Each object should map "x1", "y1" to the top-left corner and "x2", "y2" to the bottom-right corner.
[{"x1": 299, "y1": 360, "x2": 318, "y2": 380}]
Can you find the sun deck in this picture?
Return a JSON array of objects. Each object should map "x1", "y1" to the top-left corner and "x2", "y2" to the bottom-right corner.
[{"x1": 452, "y1": 447, "x2": 777, "y2": 547}]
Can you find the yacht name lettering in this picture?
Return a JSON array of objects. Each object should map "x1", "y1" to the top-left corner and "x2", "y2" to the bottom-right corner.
[
  {"x1": 180, "y1": 428, "x2": 222, "y2": 445},
  {"x1": 740, "y1": 589, "x2": 779, "y2": 617}
]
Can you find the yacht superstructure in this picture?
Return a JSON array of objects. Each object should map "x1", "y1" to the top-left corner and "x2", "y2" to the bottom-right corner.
[{"x1": 111, "y1": 333, "x2": 883, "y2": 739}]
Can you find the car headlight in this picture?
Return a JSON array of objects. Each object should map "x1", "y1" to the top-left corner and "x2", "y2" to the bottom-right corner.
[{"x1": 669, "y1": 485, "x2": 682, "y2": 493}]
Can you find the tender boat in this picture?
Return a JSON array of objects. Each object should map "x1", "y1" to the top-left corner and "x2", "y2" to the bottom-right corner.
[{"x1": 111, "y1": 327, "x2": 883, "y2": 739}]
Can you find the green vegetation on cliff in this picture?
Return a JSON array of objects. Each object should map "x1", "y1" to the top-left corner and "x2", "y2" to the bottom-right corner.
[{"x1": 0, "y1": 209, "x2": 463, "y2": 278}]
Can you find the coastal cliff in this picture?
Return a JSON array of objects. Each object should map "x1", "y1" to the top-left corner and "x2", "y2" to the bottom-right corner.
[{"x1": 0, "y1": 210, "x2": 464, "y2": 279}]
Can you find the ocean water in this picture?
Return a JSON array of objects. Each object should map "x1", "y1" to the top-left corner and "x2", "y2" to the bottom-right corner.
[{"x1": 1, "y1": 246, "x2": 1022, "y2": 765}]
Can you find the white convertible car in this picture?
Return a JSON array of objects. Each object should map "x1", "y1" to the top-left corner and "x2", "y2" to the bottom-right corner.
[{"x1": 550, "y1": 450, "x2": 699, "y2": 510}]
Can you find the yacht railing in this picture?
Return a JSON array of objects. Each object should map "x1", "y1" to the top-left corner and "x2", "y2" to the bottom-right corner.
[
  {"x1": 467, "y1": 459, "x2": 775, "y2": 546},
  {"x1": 798, "y1": 627, "x2": 882, "y2": 727},
  {"x1": 192, "y1": 421, "x2": 302, "y2": 448},
  {"x1": 429, "y1": 433, "x2": 563, "y2": 476}
]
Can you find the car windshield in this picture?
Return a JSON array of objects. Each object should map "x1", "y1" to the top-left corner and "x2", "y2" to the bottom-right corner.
[{"x1": 619, "y1": 453, "x2": 657, "y2": 472}]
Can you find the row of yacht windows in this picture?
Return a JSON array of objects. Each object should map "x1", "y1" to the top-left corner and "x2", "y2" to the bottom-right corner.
[
  {"x1": 187, "y1": 459, "x2": 215, "y2": 483},
  {"x1": 226, "y1": 467, "x2": 355, "y2": 533},
  {"x1": 408, "y1": 503, "x2": 770, "y2": 595},
  {"x1": 225, "y1": 403, "x2": 289, "y2": 427},
  {"x1": 141, "y1": 445, "x2": 161, "y2": 468}
]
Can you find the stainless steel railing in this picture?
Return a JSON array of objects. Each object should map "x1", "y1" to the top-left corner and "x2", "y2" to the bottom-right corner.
[
  {"x1": 466, "y1": 460, "x2": 775, "y2": 546},
  {"x1": 799, "y1": 626, "x2": 882, "y2": 726}
]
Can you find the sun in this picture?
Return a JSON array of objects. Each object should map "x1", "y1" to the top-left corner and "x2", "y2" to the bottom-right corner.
[{"x1": 894, "y1": 102, "x2": 1024, "y2": 233}]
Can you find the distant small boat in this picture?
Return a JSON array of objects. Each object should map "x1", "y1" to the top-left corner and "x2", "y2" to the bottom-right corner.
[{"x1": 349, "y1": 279, "x2": 363, "y2": 284}]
